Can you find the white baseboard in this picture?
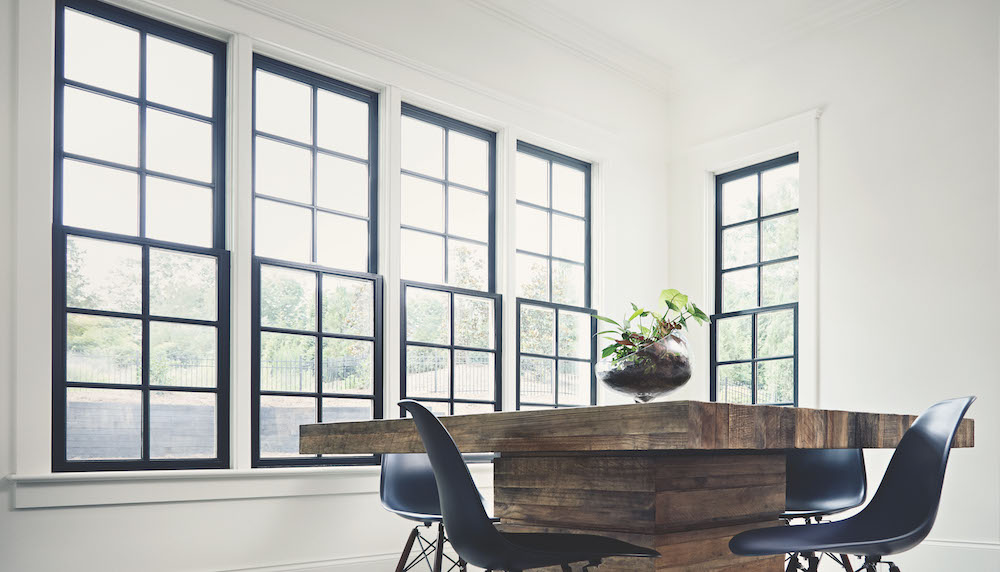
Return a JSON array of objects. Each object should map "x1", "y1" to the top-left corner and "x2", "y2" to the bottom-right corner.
[
  {"x1": 222, "y1": 552, "x2": 400, "y2": 572},
  {"x1": 892, "y1": 539, "x2": 1000, "y2": 571}
]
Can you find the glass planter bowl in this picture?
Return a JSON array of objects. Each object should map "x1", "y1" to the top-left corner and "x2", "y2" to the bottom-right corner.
[{"x1": 596, "y1": 331, "x2": 692, "y2": 403}]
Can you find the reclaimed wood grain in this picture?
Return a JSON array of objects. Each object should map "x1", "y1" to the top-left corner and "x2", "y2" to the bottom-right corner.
[{"x1": 300, "y1": 400, "x2": 974, "y2": 455}]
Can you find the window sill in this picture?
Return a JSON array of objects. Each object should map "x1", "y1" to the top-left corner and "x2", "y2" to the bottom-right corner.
[{"x1": 8, "y1": 463, "x2": 495, "y2": 509}]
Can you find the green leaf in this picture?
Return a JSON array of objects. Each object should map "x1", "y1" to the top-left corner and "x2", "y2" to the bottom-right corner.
[
  {"x1": 595, "y1": 330, "x2": 618, "y2": 336},
  {"x1": 601, "y1": 345, "x2": 617, "y2": 358},
  {"x1": 689, "y1": 304, "x2": 710, "y2": 323},
  {"x1": 628, "y1": 308, "x2": 644, "y2": 322},
  {"x1": 659, "y1": 288, "x2": 688, "y2": 311},
  {"x1": 630, "y1": 302, "x2": 639, "y2": 312},
  {"x1": 595, "y1": 315, "x2": 620, "y2": 327}
]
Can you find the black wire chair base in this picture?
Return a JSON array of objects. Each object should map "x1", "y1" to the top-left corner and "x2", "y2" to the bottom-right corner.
[{"x1": 396, "y1": 523, "x2": 467, "y2": 572}]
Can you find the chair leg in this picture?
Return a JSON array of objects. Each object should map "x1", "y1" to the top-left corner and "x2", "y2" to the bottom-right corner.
[
  {"x1": 395, "y1": 526, "x2": 420, "y2": 572},
  {"x1": 836, "y1": 554, "x2": 853, "y2": 572},
  {"x1": 433, "y1": 522, "x2": 446, "y2": 572}
]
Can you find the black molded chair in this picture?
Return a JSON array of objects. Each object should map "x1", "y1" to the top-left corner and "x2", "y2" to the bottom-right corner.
[
  {"x1": 381, "y1": 453, "x2": 499, "y2": 572},
  {"x1": 730, "y1": 396, "x2": 976, "y2": 572},
  {"x1": 399, "y1": 400, "x2": 660, "y2": 572},
  {"x1": 782, "y1": 449, "x2": 867, "y2": 571}
]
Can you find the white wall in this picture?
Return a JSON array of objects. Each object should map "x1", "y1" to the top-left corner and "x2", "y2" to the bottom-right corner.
[
  {"x1": 0, "y1": 0, "x2": 671, "y2": 570},
  {"x1": 665, "y1": 0, "x2": 1000, "y2": 569}
]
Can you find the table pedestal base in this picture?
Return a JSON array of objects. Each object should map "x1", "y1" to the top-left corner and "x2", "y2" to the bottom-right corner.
[{"x1": 494, "y1": 453, "x2": 787, "y2": 571}]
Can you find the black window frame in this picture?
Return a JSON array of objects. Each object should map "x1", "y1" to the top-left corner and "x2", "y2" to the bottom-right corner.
[
  {"x1": 515, "y1": 298, "x2": 597, "y2": 409},
  {"x1": 399, "y1": 281, "x2": 502, "y2": 416},
  {"x1": 710, "y1": 153, "x2": 800, "y2": 406},
  {"x1": 399, "y1": 105, "x2": 501, "y2": 415},
  {"x1": 250, "y1": 55, "x2": 382, "y2": 467},
  {"x1": 52, "y1": 0, "x2": 230, "y2": 471},
  {"x1": 513, "y1": 142, "x2": 596, "y2": 409}
]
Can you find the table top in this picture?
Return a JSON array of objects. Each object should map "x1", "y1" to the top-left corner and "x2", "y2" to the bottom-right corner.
[{"x1": 299, "y1": 400, "x2": 975, "y2": 455}]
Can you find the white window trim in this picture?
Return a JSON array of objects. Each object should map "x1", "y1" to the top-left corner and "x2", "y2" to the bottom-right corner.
[
  {"x1": 10, "y1": 0, "x2": 608, "y2": 507},
  {"x1": 694, "y1": 109, "x2": 821, "y2": 408}
]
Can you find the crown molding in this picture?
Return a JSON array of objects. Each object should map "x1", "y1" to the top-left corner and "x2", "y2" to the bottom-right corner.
[{"x1": 464, "y1": 0, "x2": 673, "y2": 97}]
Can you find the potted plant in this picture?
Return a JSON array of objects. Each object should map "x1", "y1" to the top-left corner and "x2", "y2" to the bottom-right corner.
[{"x1": 596, "y1": 289, "x2": 709, "y2": 403}]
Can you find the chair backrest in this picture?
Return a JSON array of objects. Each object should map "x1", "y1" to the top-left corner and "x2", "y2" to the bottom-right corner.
[
  {"x1": 856, "y1": 396, "x2": 975, "y2": 549},
  {"x1": 380, "y1": 453, "x2": 442, "y2": 520},
  {"x1": 399, "y1": 400, "x2": 515, "y2": 570},
  {"x1": 786, "y1": 449, "x2": 867, "y2": 515}
]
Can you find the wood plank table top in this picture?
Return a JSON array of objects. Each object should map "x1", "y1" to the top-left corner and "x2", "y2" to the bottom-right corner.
[{"x1": 300, "y1": 400, "x2": 974, "y2": 455}]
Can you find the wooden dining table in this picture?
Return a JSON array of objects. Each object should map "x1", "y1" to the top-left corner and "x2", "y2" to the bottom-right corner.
[{"x1": 300, "y1": 400, "x2": 975, "y2": 571}]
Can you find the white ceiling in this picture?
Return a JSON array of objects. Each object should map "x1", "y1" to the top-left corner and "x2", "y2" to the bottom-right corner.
[{"x1": 469, "y1": 0, "x2": 909, "y2": 94}]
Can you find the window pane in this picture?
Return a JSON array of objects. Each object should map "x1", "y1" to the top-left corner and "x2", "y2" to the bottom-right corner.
[
  {"x1": 552, "y1": 214, "x2": 585, "y2": 262},
  {"x1": 516, "y1": 205, "x2": 549, "y2": 255},
  {"x1": 552, "y1": 261, "x2": 585, "y2": 307},
  {"x1": 66, "y1": 388, "x2": 141, "y2": 460},
  {"x1": 406, "y1": 346, "x2": 450, "y2": 399},
  {"x1": 145, "y1": 177, "x2": 213, "y2": 247},
  {"x1": 722, "y1": 267, "x2": 757, "y2": 312},
  {"x1": 322, "y1": 274, "x2": 374, "y2": 336},
  {"x1": 448, "y1": 188, "x2": 488, "y2": 241},
  {"x1": 316, "y1": 212, "x2": 368, "y2": 272},
  {"x1": 255, "y1": 199, "x2": 312, "y2": 263},
  {"x1": 317, "y1": 89, "x2": 368, "y2": 159},
  {"x1": 757, "y1": 359, "x2": 794, "y2": 404},
  {"x1": 150, "y1": 391, "x2": 216, "y2": 459},
  {"x1": 62, "y1": 159, "x2": 138, "y2": 235},
  {"x1": 401, "y1": 116, "x2": 444, "y2": 178},
  {"x1": 322, "y1": 339, "x2": 373, "y2": 394},
  {"x1": 405, "y1": 288, "x2": 450, "y2": 345},
  {"x1": 260, "y1": 332, "x2": 317, "y2": 393},
  {"x1": 406, "y1": 400, "x2": 449, "y2": 417},
  {"x1": 317, "y1": 153, "x2": 368, "y2": 216},
  {"x1": 150, "y1": 322, "x2": 216, "y2": 388},
  {"x1": 558, "y1": 360, "x2": 590, "y2": 405},
  {"x1": 717, "y1": 363, "x2": 752, "y2": 404},
  {"x1": 520, "y1": 305, "x2": 555, "y2": 356},
  {"x1": 255, "y1": 70, "x2": 311, "y2": 143},
  {"x1": 146, "y1": 35, "x2": 213, "y2": 116},
  {"x1": 722, "y1": 222, "x2": 758, "y2": 269},
  {"x1": 454, "y1": 350, "x2": 494, "y2": 401},
  {"x1": 64, "y1": 9, "x2": 139, "y2": 97},
  {"x1": 762, "y1": 163, "x2": 799, "y2": 215},
  {"x1": 259, "y1": 395, "x2": 316, "y2": 457},
  {"x1": 146, "y1": 109, "x2": 212, "y2": 182},
  {"x1": 448, "y1": 240, "x2": 488, "y2": 291},
  {"x1": 63, "y1": 87, "x2": 138, "y2": 167},
  {"x1": 454, "y1": 402, "x2": 494, "y2": 415},
  {"x1": 516, "y1": 152, "x2": 548, "y2": 206},
  {"x1": 516, "y1": 253, "x2": 549, "y2": 301},
  {"x1": 66, "y1": 314, "x2": 141, "y2": 385},
  {"x1": 260, "y1": 265, "x2": 317, "y2": 331},
  {"x1": 254, "y1": 136, "x2": 312, "y2": 204},
  {"x1": 716, "y1": 315, "x2": 751, "y2": 362},
  {"x1": 66, "y1": 236, "x2": 141, "y2": 313},
  {"x1": 761, "y1": 261, "x2": 799, "y2": 306},
  {"x1": 558, "y1": 310, "x2": 591, "y2": 359},
  {"x1": 400, "y1": 229, "x2": 444, "y2": 284},
  {"x1": 519, "y1": 357, "x2": 554, "y2": 404},
  {"x1": 454, "y1": 295, "x2": 494, "y2": 349},
  {"x1": 761, "y1": 214, "x2": 798, "y2": 261},
  {"x1": 401, "y1": 175, "x2": 445, "y2": 232},
  {"x1": 322, "y1": 397, "x2": 373, "y2": 423},
  {"x1": 448, "y1": 131, "x2": 488, "y2": 190},
  {"x1": 721, "y1": 175, "x2": 757, "y2": 225},
  {"x1": 552, "y1": 163, "x2": 585, "y2": 216},
  {"x1": 150, "y1": 248, "x2": 217, "y2": 321},
  {"x1": 757, "y1": 309, "x2": 795, "y2": 359}
]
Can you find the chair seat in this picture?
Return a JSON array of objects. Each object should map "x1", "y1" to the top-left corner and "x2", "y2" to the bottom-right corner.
[
  {"x1": 779, "y1": 509, "x2": 841, "y2": 521},
  {"x1": 730, "y1": 519, "x2": 922, "y2": 558},
  {"x1": 500, "y1": 532, "x2": 659, "y2": 568},
  {"x1": 385, "y1": 506, "x2": 501, "y2": 524}
]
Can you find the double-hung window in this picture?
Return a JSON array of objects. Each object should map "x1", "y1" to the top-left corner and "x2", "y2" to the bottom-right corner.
[
  {"x1": 711, "y1": 154, "x2": 800, "y2": 406},
  {"x1": 52, "y1": 0, "x2": 229, "y2": 470},
  {"x1": 398, "y1": 105, "x2": 501, "y2": 416},
  {"x1": 251, "y1": 56, "x2": 381, "y2": 466},
  {"x1": 514, "y1": 143, "x2": 596, "y2": 410}
]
